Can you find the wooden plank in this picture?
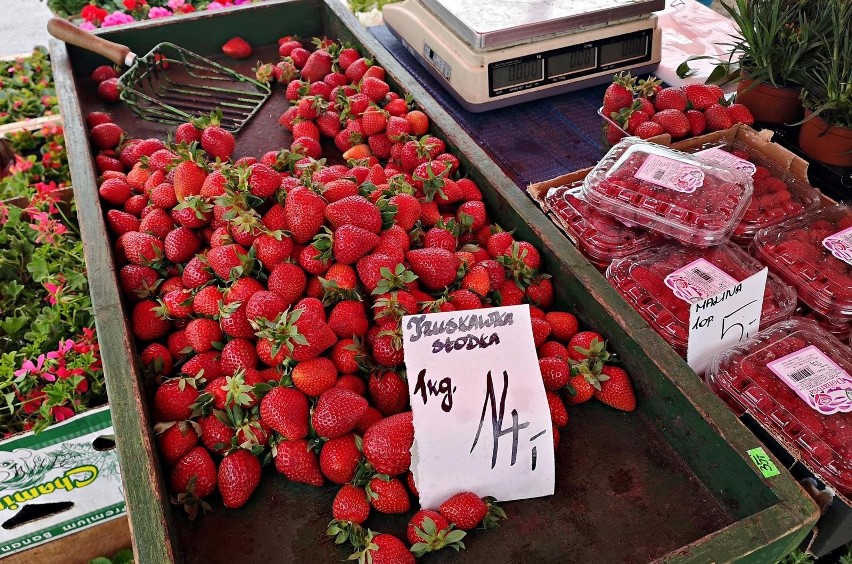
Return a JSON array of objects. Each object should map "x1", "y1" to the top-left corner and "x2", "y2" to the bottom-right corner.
[{"x1": 49, "y1": 37, "x2": 178, "y2": 564}]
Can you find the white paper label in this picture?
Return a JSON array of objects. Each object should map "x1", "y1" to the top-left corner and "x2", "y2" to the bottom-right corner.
[
  {"x1": 687, "y1": 268, "x2": 767, "y2": 375},
  {"x1": 634, "y1": 154, "x2": 706, "y2": 193},
  {"x1": 822, "y1": 226, "x2": 852, "y2": 266},
  {"x1": 402, "y1": 305, "x2": 555, "y2": 509},
  {"x1": 695, "y1": 147, "x2": 758, "y2": 176},
  {"x1": 767, "y1": 345, "x2": 852, "y2": 415},
  {"x1": 664, "y1": 258, "x2": 739, "y2": 304}
]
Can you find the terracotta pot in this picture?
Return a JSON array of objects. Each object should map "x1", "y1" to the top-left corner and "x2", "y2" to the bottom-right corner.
[
  {"x1": 799, "y1": 111, "x2": 852, "y2": 168},
  {"x1": 736, "y1": 77, "x2": 803, "y2": 125}
]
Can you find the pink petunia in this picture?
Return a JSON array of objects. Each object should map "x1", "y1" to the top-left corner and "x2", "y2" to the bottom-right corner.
[
  {"x1": 79, "y1": 21, "x2": 97, "y2": 31},
  {"x1": 167, "y1": 0, "x2": 185, "y2": 9},
  {"x1": 148, "y1": 6, "x2": 172, "y2": 18},
  {"x1": 14, "y1": 355, "x2": 46, "y2": 378},
  {"x1": 205, "y1": 1, "x2": 226, "y2": 9},
  {"x1": 102, "y1": 11, "x2": 136, "y2": 27}
]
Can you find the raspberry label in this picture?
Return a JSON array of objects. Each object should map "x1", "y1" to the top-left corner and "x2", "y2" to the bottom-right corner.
[
  {"x1": 822, "y1": 226, "x2": 852, "y2": 267},
  {"x1": 695, "y1": 147, "x2": 758, "y2": 176},
  {"x1": 664, "y1": 258, "x2": 739, "y2": 304},
  {"x1": 634, "y1": 154, "x2": 706, "y2": 193},
  {"x1": 767, "y1": 345, "x2": 852, "y2": 415}
]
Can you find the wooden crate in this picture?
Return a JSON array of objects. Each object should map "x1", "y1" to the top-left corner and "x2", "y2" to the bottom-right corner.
[{"x1": 49, "y1": 2, "x2": 820, "y2": 562}]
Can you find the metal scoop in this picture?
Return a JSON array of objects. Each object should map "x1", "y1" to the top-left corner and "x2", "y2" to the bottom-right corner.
[{"x1": 48, "y1": 18, "x2": 271, "y2": 132}]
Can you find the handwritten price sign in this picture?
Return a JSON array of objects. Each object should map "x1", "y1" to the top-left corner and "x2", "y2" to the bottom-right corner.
[
  {"x1": 687, "y1": 268, "x2": 768, "y2": 375},
  {"x1": 402, "y1": 305, "x2": 555, "y2": 509}
]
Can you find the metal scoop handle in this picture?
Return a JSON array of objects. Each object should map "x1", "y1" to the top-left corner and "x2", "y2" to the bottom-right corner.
[{"x1": 47, "y1": 17, "x2": 136, "y2": 67}]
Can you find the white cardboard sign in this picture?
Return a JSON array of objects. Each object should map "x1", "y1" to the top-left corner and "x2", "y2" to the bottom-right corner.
[
  {"x1": 687, "y1": 268, "x2": 768, "y2": 375},
  {"x1": 401, "y1": 305, "x2": 555, "y2": 509}
]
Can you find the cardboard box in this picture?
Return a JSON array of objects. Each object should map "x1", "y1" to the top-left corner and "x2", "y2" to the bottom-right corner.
[{"x1": 0, "y1": 406, "x2": 126, "y2": 559}]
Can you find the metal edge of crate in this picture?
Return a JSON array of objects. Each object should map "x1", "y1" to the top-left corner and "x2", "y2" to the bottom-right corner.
[{"x1": 50, "y1": 1, "x2": 821, "y2": 562}]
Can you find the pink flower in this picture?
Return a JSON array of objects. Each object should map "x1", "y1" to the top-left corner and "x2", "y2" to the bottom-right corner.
[
  {"x1": 43, "y1": 281, "x2": 64, "y2": 305},
  {"x1": 0, "y1": 202, "x2": 7, "y2": 226},
  {"x1": 10, "y1": 155, "x2": 33, "y2": 174},
  {"x1": 79, "y1": 21, "x2": 97, "y2": 30},
  {"x1": 28, "y1": 211, "x2": 68, "y2": 245},
  {"x1": 167, "y1": 0, "x2": 185, "y2": 9},
  {"x1": 51, "y1": 406, "x2": 75, "y2": 422},
  {"x1": 102, "y1": 11, "x2": 136, "y2": 27},
  {"x1": 148, "y1": 6, "x2": 172, "y2": 18},
  {"x1": 206, "y1": 1, "x2": 226, "y2": 9},
  {"x1": 14, "y1": 355, "x2": 46, "y2": 378}
]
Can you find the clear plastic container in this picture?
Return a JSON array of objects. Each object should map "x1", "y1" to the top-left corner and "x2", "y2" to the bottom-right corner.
[
  {"x1": 752, "y1": 204, "x2": 852, "y2": 319},
  {"x1": 606, "y1": 242, "x2": 797, "y2": 356},
  {"x1": 583, "y1": 138, "x2": 754, "y2": 247},
  {"x1": 705, "y1": 319, "x2": 852, "y2": 497},
  {"x1": 690, "y1": 141, "x2": 821, "y2": 244},
  {"x1": 795, "y1": 305, "x2": 852, "y2": 342},
  {"x1": 544, "y1": 183, "x2": 661, "y2": 270}
]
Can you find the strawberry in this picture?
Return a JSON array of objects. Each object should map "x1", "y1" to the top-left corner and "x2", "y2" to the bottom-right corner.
[
  {"x1": 274, "y1": 438, "x2": 324, "y2": 486},
  {"x1": 544, "y1": 312, "x2": 579, "y2": 342},
  {"x1": 406, "y1": 248, "x2": 459, "y2": 290},
  {"x1": 547, "y1": 389, "x2": 569, "y2": 427},
  {"x1": 156, "y1": 421, "x2": 199, "y2": 466},
  {"x1": 221, "y1": 36, "x2": 252, "y2": 59},
  {"x1": 728, "y1": 103, "x2": 754, "y2": 125},
  {"x1": 653, "y1": 87, "x2": 688, "y2": 112},
  {"x1": 332, "y1": 484, "x2": 370, "y2": 524},
  {"x1": 406, "y1": 110, "x2": 429, "y2": 136},
  {"x1": 245, "y1": 290, "x2": 288, "y2": 324},
  {"x1": 91, "y1": 65, "x2": 118, "y2": 83},
  {"x1": 172, "y1": 160, "x2": 207, "y2": 202},
  {"x1": 439, "y1": 492, "x2": 505, "y2": 530},
  {"x1": 567, "y1": 367, "x2": 596, "y2": 404},
  {"x1": 683, "y1": 83, "x2": 722, "y2": 111},
  {"x1": 319, "y1": 433, "x2": 361, "y2": 484},
  {"x1": 185, "y1": 318, "x2": 223, "y2": 353},
  {"x1": 260, "y1": 386, "x2": 309, "y2": 440},
  {"x1": 705, "y1": 103, "x2": 734, "y2": 131},
  {"x1": 366, "y1": 476, "x2": 409, "y2": 516},
  {"x1": 253, "y1": 232, "x2": 293, "y2": 269},
  {"x1": 362, "y1": 411, "x2": 413, "y2": 476},
  {"x1": 406, "y1": 509, "x2": 466, "y2": 557},
  {"x1": 218, "y1": 449, "x2": 261, "y2": 509},
  {"x1": 141, "y1": 342, "x2": 174, "y2": 377},
  {"x1": 153, "y1": 377, "x2": 199, "y2": 421},
  {"x1": 313, "y1": 387, "x2": 368, "y2": 438},
  {"x1": 361, "y1": 77, "x2": 390, "y2": 103},
  {"x1": 325, "y1": 195, "x2": 382, "y2": 233},
  {"x1": 686, "y1": 109, "x2": 707, "y2": 136},
  {"x1": 291, "y1": 357, "x2": 338, "y2": 397},
  {"x1": 267, "y1": 262, "x2": 307, "y2": 306},
  {"x1": 602, "y1": 72, "x2": 636, "y2": 115},
  {"x1": 97, "y1": 78, "x2": 120, "y2": 103},
  {"x1": 99, "y1": 178, "x2": 131, "y2": 207},
  {"x1": 170, "y1": 446, "x2": 217, "y2": 512},
  {"x1": 595, "y1": 365, "x2": 636, "y2": 412},
  {"x1": 567, "y1": 331, "x2": 608, "y2": 363},
  {"x1": 132, "y1": 299, "x2": 171, "y2": 341},
  {"x1": 651, "y1": 109, "x2": 691, "y2": 138},
  {"x1": 163, "y1": 227, "x2": 200, "y2": 264},
  {"x1": 539, "y1": 357, "x2": 570, "y2": 391},
  {"x1": 286, "y1": 187, "x2": 327, "y2": 244},
  {"x1": 634, "y1": 121, "x2": 664, "y2": 139},
  {"x1": 200, "y1": 120, "x2": 235, "y2": 161},
  {"x1": 328, "y1": 300, "x2": 369, "y2": 338},
  {"x1": 207, "y1": 244, "x2": 250, "y2": 280},
  {"x1": 107, "y1": 209, "x2": 140, "y2": 235},
  {"x1": 90, "y1": 122, "x2": 123, "y2": 150},
  {"x1": 357, "y1": 533, "x2": 414, "y2": 564},
  {"x1": 301, "y1": 49, "x2": 334, "y2": 83},
  {"x1": 220, "y1": 338, "x2": 258, "y2": 375},
  {"x1": 175, "y1": 122, "x2": 201, "y2": 144},
  {"x1": 369, "y1": 371, "x2": 409, "y2": 416}
]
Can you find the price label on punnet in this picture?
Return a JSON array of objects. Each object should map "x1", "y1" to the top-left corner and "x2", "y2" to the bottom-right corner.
[
  {"x1": 401, "y1": 305, "x2": 555, "y2": 509},
  {"x1": 687, "y1": 268, "x2": 768, "y2": 375}
]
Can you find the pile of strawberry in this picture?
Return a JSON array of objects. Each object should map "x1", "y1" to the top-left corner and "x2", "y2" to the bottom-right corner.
[
  {"x1": 602, "y1": 72, "x2": 755, "y2": 144},
  {"x1": 87, "y1": 37, "x2": 636, "y2": 562}
]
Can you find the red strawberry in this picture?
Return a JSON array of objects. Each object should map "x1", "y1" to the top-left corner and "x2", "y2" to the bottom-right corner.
[
  {"x1": 291, "y1": 357, "x2": 338, "y2": 397},
  {"x1": 567, "y1": 331, "x2": 607, "y2": 362},
  {"x1": 132, "y1": 299, "x2": 171, "y2": 340},
  {"x1": 439, "y1": 492, "x2": 492, "y2": 530},
  {"x1": 368, "y1": 476, "x2": 410, "y2": 514},
  {"x1": 259, "y1": 386, "x2": 309, "y2": 440},
  {"x1": 156, "y1": 421, "x2": 199, "y2": 466},
  {"x1": 91, "y1": 65, "x2": 118, "y2": 83},
  {"x1": 107, "y1": 209, "x2": 140, "y2": 235},
  {"x1": 245, "y1": 290, "x2": 288, "y2": 324},
  {"x1": 683, "y1": 83, "x2": 722, "y2": 110},
  {"x1": 361, "y1": 77, "x2": 390, "y2": 103},
  {"x1": 357, "y1": 254, "x2": 403, "y2": 293},
  {"x1": 141, "y1": 342, "x2": 174, "y2": 377},
  {"x1": 185, "y1": 318, "x2": 223, "y2": 353},
  {"x1": 652, "y1": 109, "x2": 691, "y2": 138},
  {"x1": 170, "y1": 446, "x2": 217, "y2": 507},
  {"x1": 369, "y1": 371, "x2": 409, "y2": 416},
  {"x1": 274, "y1": 439, "x2": 324, "y2": 486},
  {"x1": 99, "y1": 177, "x2": 132, "y2": 207},
  {"x1": 686, "y1": 109, "x2": 707, "y2": 136},
  {"x1": 567, "y1": 371, "x2": 596, "y2": 405},
  {"x1": 97, "y1": 78, "x2": 120, "y2": 103},
  {"x1": 301, "y1": 49, "x2": 334, "y2": 83},
  {"x1": 172, "y1": 161, "x2": 207, "y2": 202},
  {"x1": 653, "y1": 87, "x2": 688, "y2": 112},
  {"x1": 319, "y1": 433, "x2": 361, "y2": 484},
  {"x1": 406, "y1": 248, "x2": 460, "y2": 290},
  {"x1": 539, "y1": 357, "x2": 570, "y2": 391},
  {"x1": 406, "y1": 110, "x2": 429, "y2": 136},
  {"x1": 174, "y1": 122, "x2": 201, "y2": 144},
  {"x1": 220, "y1": 338, "x2": 258, "y2": 375},
  {"x1": 164, "y1": 227, "x2": 201, "y2": 263},
  {"x1": 359, "y1": 533, "x2": 414, "y2": 564},
  {"x1": 635, "y1": 121, "x2": 665, "y2": 139},
  {"x1": 602, "y1": 72, "x2": 636, "y2": 115},
  {"x1": 153, "y1": 377, "x2": 199, "y2": 422},
  {"x1": 201, "y1": 123, "x2": 235, "y2": 161},
  {"x1": 595, "y1": 365, "x2": 636, "y2": 412},
  {"x1": 267, "y1": 262, "x2": 307, "y2": 305},
  {"x1": 407, "y1": 509, "x2": 452, "y2": 546},
  {"x1": 207, "y1": 244, "x2": 250, "y2": 280},
  {"x1": 544, "y1": 312, "x2": 578, "y2": 342},
  {"x1": 728, "y1": 103, "x2": 755, "y2": 125},
  {"x1": 332, "y1": 484, "x2": 370, "y2": 524},
  {"x1": 312, "y1": 388, "x2": 368, "y2": 438},
  {"x1": 705, "y1": 103, "x2": 734, "y2": 131},
  {"x1": 325, "y1": 195, "x2": 382, "y2": 233},
  {"x1": 286, "y1": 187, "x2": 327, "y2": 244},
  {"x1": 218, "y1": 449, "x2": 261, "y2": 508},
  {"x1": 330, "y1": 225, "x2": 380, "y2": 264},
  {"x1": 362, "y1": 411, "x2": 413, "y2": 476},
  {"x1": 328, "y1": 300, "x2": 369, "y2": 338},
  {"x1": 547, "y1": 389, "x2": 569, "y2": 427},
  {"x1": 221, "y1": 37, "x2": 252, "y2": 59},
  {"x1": 90, "y1": 122, "x2": 123, "y2": 150}
]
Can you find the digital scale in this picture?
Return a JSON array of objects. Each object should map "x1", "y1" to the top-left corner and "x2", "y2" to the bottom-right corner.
[{"x1": 383, "y1": 0, "x2": 665, "y2": 112}]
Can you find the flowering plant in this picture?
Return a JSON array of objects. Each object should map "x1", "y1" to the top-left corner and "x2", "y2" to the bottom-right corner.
[
  {"x1": 0, "y1": 48, "x2": 59, "y2": 125},
  {"x1": 51, "y1": 0, "x2": 261, "y2": 29},
  {"x1": 1, "y1": 125, "x2": 69, "y2": 201}
]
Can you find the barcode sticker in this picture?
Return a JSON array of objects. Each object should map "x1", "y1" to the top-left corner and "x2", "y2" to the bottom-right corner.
[
  {"x1": 822, "y1": 226, "x2": 852, "y2": 266},
  {"x1": 767, "y1": 345, "x2": 852, "y2": 414},
  {"x1": 664, "y1": 258, "x2": 739, "y2": 304},
  {"x1": 695, "y1": 147, "x2": 758, "y2": 176},
  {"x1": 634, "y1": 154, "x2": 705, "y2": 193}
]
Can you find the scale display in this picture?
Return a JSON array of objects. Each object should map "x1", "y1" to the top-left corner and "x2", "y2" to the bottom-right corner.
[{"x1": 488, "y1": 29, "x2": 651, "y2": 97}]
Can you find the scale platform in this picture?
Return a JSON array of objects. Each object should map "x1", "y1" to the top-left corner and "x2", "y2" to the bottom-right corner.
[{"x1": 384, "y1": 0, "x2": 664, "y2": 112}]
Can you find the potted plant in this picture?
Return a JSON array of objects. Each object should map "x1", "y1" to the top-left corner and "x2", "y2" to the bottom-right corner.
[{"x1": 796, "y1": 0, "x2": 852, "y2": 167}]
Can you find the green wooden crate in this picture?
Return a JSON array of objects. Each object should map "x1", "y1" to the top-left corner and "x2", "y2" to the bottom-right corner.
[{"x1": 49, "y1": 1, "x2": 819, "y2": 562}]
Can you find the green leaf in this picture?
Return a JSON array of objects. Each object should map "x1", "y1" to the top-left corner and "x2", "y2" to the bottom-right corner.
[{"x1": 444, "y1": 529, "x2": 467, "y2": 543}]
